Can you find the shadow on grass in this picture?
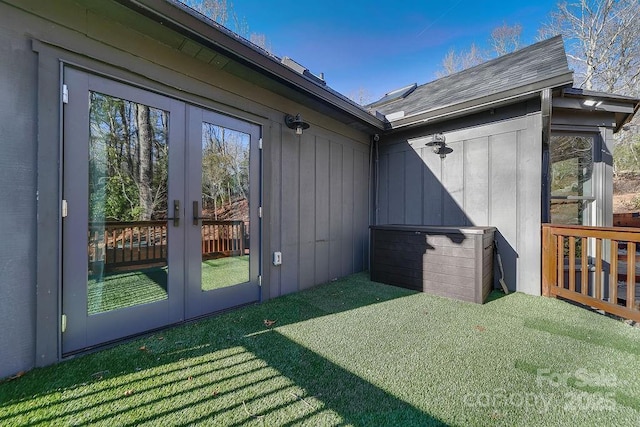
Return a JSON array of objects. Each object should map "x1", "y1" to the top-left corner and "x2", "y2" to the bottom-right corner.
[{"x1": 0, "y1": 274, "x2": 448, "y2": 425}]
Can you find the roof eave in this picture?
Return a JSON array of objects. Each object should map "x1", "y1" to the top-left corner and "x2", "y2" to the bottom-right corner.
[
  {"x1": 558, "y1": 88, "x2": 640, "y2": 133},
  {"x1": 385, "y1": 72, "x2": 575, "y2": 131},
  {"x1": 115, "y1": 0, "x2": 386, "y2": 131}
]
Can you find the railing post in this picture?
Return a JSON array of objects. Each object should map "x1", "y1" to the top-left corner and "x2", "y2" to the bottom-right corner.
[{"x1": 541, "y1": 225, "x2": 557, "y2": 297}]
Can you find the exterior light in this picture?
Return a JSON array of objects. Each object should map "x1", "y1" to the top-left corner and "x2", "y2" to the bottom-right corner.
[
  {"x1": 425, "y1": 133, "x2": 451, "y2": 158},
  {"x1": 285, "y1": 113, "x2": 310, "y2": 135},
  {"x1": 583, "y1": 99, "x2": 602, "y2": 107}
]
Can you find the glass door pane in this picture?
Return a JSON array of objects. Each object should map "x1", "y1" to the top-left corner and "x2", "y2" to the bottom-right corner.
[
  {"x1": 88, "y1": 92, "x2": 170, "y2": 313},
  {"x1": 185, "y1": 106, "x2": 260, "y2": 319},
  {"x1": 63, "y1": 68, "x2": 185, "y2": 354},
  {"x1": 549, "y1": 135, "x2": 595, "y2": 225},
  {"x1": 200, "y1": 123, "x2": 250, "y2": 290}
]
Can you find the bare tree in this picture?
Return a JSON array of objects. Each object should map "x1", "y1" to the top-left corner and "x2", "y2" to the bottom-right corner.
[
  {"x1": 491, "y1": 22, "x2": 523, "y2": 56},
  {"x1": 348, "y1": 87, "x2": 374, "y2": 106},
  {"x1": 436, "y1": 43, "x2": 485, "y2": 77},
  {"x1": 250, "y1": 33, "x2": 271, "y2": 53},
  {"x1": 182, "y1": 0, "x2": 229, "y2": 25},
  {"x1": 436, "y1": 21, "x2": 525, "y2": 77},
  {"x1": 181, "y1": 0, "x2": 271, "y2": 53},
  {"x1": 539, "y1": 0, "x2": 640, "y2": 95}
]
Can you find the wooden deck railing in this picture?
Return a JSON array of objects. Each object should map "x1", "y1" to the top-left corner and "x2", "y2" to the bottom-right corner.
[
  {"x1": 89, "y1": 220, "x2": 247, "y2": 272},
  {"x1": 542, "y1": 224, "x2": 640, "y2": 322},
  {"x1": 201, "y1": 220, "x2": 246, "y2": 258}
]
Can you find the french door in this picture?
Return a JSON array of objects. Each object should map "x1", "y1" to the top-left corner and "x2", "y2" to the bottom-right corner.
[{"x1": 62, "y1": 69, "x2": 260, "y2": 354}]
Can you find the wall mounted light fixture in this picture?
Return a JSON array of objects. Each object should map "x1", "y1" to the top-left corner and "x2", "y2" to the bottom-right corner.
[
  {"x1": 425, "y1": 133, "x2": 451, "y2": 158},
  {"x1": 285, "y1": 113, "x2": 310, "y2": 135}
]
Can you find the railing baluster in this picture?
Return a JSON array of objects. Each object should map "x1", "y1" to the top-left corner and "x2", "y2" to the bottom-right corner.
[
  {"x1": 232, "y1": 223, "x2": 236, "y2": 253},
  {"x1": 569, "y1": 236, "x2": 576, "y2": 292},
  {"x1": 627, "y1": 242, "x2": 636, "y2": 309},
  {"x1": 541, "y1": 225, "x2": 640, "y2": 322},
  {"x1": 129, "y1": 228, "x2": 133, "y2": 263},
  {"x1": 595, "y1": 238, "x2": 602, "y2": 300},
  {"x1": 225, "y1": 224, "x2": 229, "y2": 252},
  {"x1": 557, "y1": 235, "x2": 564, "y2": 289},
  {"x1": 153, "y1": 226, "x2": 157, "y2": 260},
  {"x1": 134, "y1": 226, "x2": 139, "y2": 262},
  {"x1": 112, "y1": 228, "x2": 116, "y2": 264},
  {"x1": 610, "y1": 240, "x2": 618, "y2": 305},
  {"x1": 581, "y1": 237, "x2": 588, "y2": 295},
  {"x1": 146, "y1": 226, "x2": 150, "y2": 262}
]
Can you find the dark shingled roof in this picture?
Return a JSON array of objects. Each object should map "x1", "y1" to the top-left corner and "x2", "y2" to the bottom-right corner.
[{"x1": 369, "y1": 36, "x2": 573, "y2": 124}]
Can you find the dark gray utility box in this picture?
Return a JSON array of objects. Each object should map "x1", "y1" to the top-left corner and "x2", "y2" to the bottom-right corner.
[{"x1": 370, "y1": 225, "x2": 496, "y2": 303}]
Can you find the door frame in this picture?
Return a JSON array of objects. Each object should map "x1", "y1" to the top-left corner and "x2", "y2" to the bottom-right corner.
[
  {"x1": 61, "y1": 66, "x2": 263, "y2": 354},
  {"x1": 62, "y1": 68, "x2": 187, "y2": 353},
  {"x1": 33, "y1": 41, "x2": 269, "y2": 366},
  {"x1": 185, "y1": 105, "x2": 262, "y2": 319}
]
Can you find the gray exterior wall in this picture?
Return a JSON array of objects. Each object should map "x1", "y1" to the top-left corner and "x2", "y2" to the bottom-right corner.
[
  {"x1": 0, "y1": 10, "x2": 38, "y2": 380},
  {"x1": 376, "y1": 101, "x2": 543, "y2": 296},
  {"x1": 0, "y1": 0, "x2": 371, "y2": 378},
  {"x1": 267, "y1": 128, "x2": 370, "y2": 297}
]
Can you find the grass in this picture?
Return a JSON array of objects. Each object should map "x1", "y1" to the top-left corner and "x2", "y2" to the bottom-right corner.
[
  {"x1": 88, "y1": 267, "x2": 168, "y2": 314},
  {"x1": 201, "y1": 255, "x2": 249, "y2": 291},
  {"x1": 2, "y1": 273, "x2": 640, "y2": 426},
  {"x1": 88, "y1": 256, "x2": 250, "y2": 313}
]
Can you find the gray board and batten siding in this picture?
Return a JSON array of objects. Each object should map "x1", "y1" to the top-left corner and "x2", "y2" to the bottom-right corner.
[
  {"x1": 370, "y1": 225, "x2": 495, "y2": 304},
  {"x1": 370, "y1": 36, "x2": 574, "y2": 297},
  {"x1": 375, "y1": 101, "x2": 544, "y2": 296},
  {"x1": 0, "y1": 0, "x2": 374, "y2": 378}
]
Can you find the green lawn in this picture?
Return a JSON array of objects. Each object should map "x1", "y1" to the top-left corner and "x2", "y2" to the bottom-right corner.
[
  {"x1": 2, "y1": 273, "x2": 639, "y2": 426},
  {"x1": 201, "y1": 255, "x2": 249, "y2": 290},
  {"x1": 88, "y1": 267, "x2": 168, "y2": 314}
]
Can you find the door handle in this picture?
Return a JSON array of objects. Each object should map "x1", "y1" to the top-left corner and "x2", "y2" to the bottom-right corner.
[
  {"x1": 166, "y1": 199, "x2": 180, "y2": 227},
  {"x1": 193, "y1": 200, "x2": 213, "y2": 225}
]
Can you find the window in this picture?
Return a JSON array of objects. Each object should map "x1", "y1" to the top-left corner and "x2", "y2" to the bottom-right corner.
[{"x1": 549, "y1": 134, "x2": 595, "y2": 225}]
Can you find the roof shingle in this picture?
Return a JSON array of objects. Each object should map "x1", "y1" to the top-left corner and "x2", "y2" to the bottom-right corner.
[{"x1": 369, "y1": 36, "x2": 572, "y2": 120}]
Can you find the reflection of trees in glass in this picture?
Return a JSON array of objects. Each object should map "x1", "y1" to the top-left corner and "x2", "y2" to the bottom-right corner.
[
  {"x1": 550, "y1": 135, "x2": 594, "y2": 225},
  {"x1": 550, "y1": 135, "x2": 593, "y2": 197},
  {"x1": 89, "y1": 93, "x2": 169, "y2": 221},
  {"x1": 201, "y1": 124, "x2": 249, "y2": 220}
]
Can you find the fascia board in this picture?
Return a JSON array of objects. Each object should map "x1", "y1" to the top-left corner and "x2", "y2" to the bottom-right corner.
[{"x1": 386, "y1": 72, "x2": 575, "y2": 131}]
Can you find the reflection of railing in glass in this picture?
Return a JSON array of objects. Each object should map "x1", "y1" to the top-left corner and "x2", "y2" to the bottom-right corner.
[
  {"x1": 201, "y1": 220, "x2": 247, "y2": 258},
  {"x1": 200, "y1": 122, "x2": 251, "y2": 290},
  {"x1": 88, "y1": 92, "x2": 171, "y2": 314},
  {"x1": 88, "y1": 221, "x2": 168, "y2": 274},
  {"x1": 88, "y1": 220, "x2": 248, "y2": 272}
]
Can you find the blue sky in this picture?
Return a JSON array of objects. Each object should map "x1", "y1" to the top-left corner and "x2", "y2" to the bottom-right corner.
[{"x1": 232, "y1": 1, "x2": 560, "y2": 102}]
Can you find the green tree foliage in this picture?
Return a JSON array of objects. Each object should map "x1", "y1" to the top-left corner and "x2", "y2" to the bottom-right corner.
[{"x1": 89, "y1": 92, "x2": 168, "y2": 222}]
